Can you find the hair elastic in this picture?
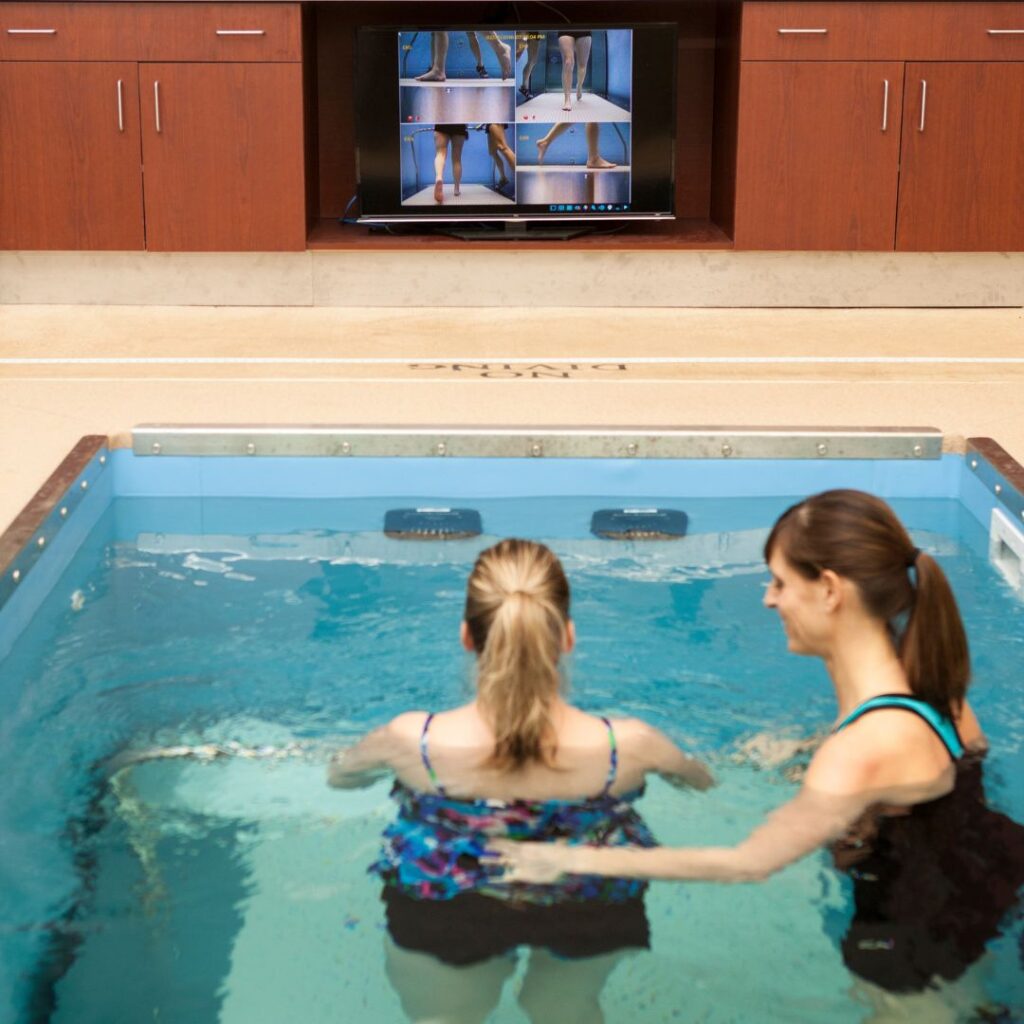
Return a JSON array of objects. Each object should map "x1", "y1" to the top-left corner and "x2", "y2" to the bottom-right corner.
[{"x1": 907, "y1": 547, "x2": 921, "y2": 568}]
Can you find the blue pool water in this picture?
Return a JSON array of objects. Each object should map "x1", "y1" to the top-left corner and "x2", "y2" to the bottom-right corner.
[{"x1": 1, "y1": 483, "x2": 1023, "y2": 1022}]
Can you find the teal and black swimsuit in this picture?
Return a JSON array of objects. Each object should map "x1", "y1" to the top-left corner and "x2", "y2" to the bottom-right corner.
[
  {"x1": 832, "y1": 694, "x2": 1024, "y2": 993},
  {"x1": 370, "y1": 713, "x2": 655, "y2": 964},
  {"x1": 833, "y1": 693, "x2": 965, "y2": 757}
]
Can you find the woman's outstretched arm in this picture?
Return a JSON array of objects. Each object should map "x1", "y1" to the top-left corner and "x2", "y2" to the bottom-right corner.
[
  {"x1": 492, "y1": 726, "x2": 953, "y2": 884},
  {"x1": 494, "y1": 783, "x2": 869, "y2": 883},
  {"x1": 327, "y1": 712, "x2": 424, "y2": 789},
  {"x1": 622, "y1": 719, "x2": 715, "y2": 791},
  {"x1": 327, "y1": 727, "x2": 392, "y2": 788}
]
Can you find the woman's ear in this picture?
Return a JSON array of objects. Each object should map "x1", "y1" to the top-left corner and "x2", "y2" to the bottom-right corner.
[
  {"x1": 819, "y1": 569, "x2": 843, "y2": 613},
  {"x1": 459, "y1": 620, "x2": 476, "y2": 652},
  {"x1": 563, "y1": 619, "x2": 576, "y2": 654}
]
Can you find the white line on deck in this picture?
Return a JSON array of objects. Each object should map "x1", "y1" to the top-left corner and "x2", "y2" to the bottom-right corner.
[{"x1": 2, "y1": 356, "x2": 1024, "y2": 366}]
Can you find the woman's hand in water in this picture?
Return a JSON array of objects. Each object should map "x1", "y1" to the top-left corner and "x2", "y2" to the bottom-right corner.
[
  {"x1": 734, "y1": 731, "x2": 822, "y2": 769},
  {"x1": 487, "y1": 839, "x2": 578, "y2": 885},
  {"x1": 327, "y1": 752, "x2": 391, "y2": 789},
  {"x1": 732, "y1": 730, "x2": 829, "y2": 783}
]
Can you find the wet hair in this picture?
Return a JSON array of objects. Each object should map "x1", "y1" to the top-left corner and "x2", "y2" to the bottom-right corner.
[
  {"x1": 764, "y1": 489, "x2": 969, "y2": 715},
  {"x1": 464, "y1": 539, "x2": 570, "y2": 771}
]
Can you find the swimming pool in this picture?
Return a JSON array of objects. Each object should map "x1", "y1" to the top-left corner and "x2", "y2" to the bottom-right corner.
[{"x1": 1, "y1": 429, "x2": 1022, "y2": 1022}]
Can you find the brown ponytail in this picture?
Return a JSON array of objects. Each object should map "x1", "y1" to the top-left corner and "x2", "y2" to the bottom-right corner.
[
  {"x1": 899, "y1": 551, "x2": 970, "y2": 713},
  {"x1": 464, "y1": 539, "x2": 570, "y2": 770},
  {"x1": 764, "y1": 489, "x2": 970, "y2": 715}
]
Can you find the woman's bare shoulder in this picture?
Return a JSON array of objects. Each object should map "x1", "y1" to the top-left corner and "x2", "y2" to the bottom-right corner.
[
  {"x1": 604, "y1": 717, "x2": 685, "y2": 764},
  {"x1": 806, "y1": 710, "x2": 951, "y2": 795},
  {"x1": 604, "y1": 716, "x2": 660, "y2": 746},
  {"x1": 378, "y1": 711, "x2": 431, "y2": 750},
  {"x1": 803, "y1": 725, "x2": 885, "y2": 790},
  {"x1": 388, "y1": 711, "x2": 429, "y2": 733}
]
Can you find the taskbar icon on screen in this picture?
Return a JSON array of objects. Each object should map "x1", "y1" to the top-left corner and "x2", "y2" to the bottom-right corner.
[{"x1": 547, "y1": 204, "x2": 631, "y2": 213}]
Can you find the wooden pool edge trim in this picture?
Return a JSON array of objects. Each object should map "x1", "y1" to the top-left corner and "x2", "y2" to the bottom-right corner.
[
  {"x1": 966, "y1": 438, "x2": 1024, "y2": 527},
  {"x1": 0, "y1": 435, "x2": 109, "y2": 585}
]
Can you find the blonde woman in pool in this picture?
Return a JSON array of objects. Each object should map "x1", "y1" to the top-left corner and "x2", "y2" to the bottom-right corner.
[{"x1": 328, "y1": 539, "x2": 713, "y2": 1024}]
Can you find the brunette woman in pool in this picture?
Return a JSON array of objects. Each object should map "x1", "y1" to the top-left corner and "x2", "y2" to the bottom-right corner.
[
  {"x1": 328, "y1": 539, "x2": 712, "y2": 1024},
  {"x1": 495, "y1": 491, "x2": 1024, "y2": 1021}
]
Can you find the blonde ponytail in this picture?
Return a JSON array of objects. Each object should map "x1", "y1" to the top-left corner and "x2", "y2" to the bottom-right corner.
[{"x1": 464, "y1": 540, "x2": 570, "y2": 770}]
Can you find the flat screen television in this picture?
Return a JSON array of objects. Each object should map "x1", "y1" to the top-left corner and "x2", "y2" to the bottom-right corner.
[{"x1": 354, "y1": 24, "x2": 677, "y2": 233}]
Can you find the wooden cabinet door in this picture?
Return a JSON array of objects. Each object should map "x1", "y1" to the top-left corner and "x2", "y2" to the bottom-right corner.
[
  {"x1": 734, "y1": 62, "x2": 903, "y2": 250},
  {"x1": 897, "y1": 62, "x2": 1024, "y2": 251},
  {"x1": 0, "y1": 61, "x2": 143, "y2": 249},
  {"x1": 138, "y1": 62, "x2": 305, "y2": 251}
]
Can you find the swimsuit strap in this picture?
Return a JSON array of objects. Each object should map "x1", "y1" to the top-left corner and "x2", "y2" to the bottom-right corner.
[
  {"x1": 599, "y1": 716, "x2": 618, "y2": 796},
  {"x1": 420, "y1": 713, "x2": 447, "y2": 796},
  {"x1": 833, "y1": 694, "x2": 964, "y2": 760}
]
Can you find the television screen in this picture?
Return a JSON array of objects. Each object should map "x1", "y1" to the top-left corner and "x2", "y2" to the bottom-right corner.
[{"x1": 355, "y1": 25, "x2": 677, "y2": 224}]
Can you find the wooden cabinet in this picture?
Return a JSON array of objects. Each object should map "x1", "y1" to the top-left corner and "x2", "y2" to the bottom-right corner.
[
  {"x1": 139, "y1": 62, "x2": 306, "y2": 251},
  {"x1": 0, "y1": 3, "x2": 138, "y2": 60},
  {"x1": 136, "y1": 3, "x2": 301, "y2": 61},
  {"x1": 897, "y1": 62, "x2": 1024, "y2": 250},
  {"x1": 734, "y1": 62, "x2": 903, "y2": 249},
  {"x1": 741, "y1": 2, "x2": 1024, "y2": 61},
  {"x1": 0, "y1": 61, "x2": 144, "y2": 249},
  {"x1": 0, "y1": 2, "x2": 305, "y2": 252},
  {"x1": 741, "y1": 2, "x2": 896, "y2": 60},
  {"x1": 2, "y1": 1, "x2": 1023, "y2": 254},
  {"x1": 734, "y1": 2, "x2": 1024, "y2": 251}
]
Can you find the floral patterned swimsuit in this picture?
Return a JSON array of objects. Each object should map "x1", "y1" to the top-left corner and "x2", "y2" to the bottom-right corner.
[
  {"x1": 370, "y1": 712, "x2": 656, "y2": 903},
  {"x1": 370, "y1": 713, "x2": 657, "y2": 964}
]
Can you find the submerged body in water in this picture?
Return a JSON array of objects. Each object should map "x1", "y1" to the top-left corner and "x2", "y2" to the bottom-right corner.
[
  {"x1": 834, "y1": 747, "x2": 1024, "y2": 995},
  {"x1": 331, "y1": 539, "x2": 713, "y2": 1023},
  {"x1": 495, "y1": 491, "x2": 1024, "y2": 1017}
]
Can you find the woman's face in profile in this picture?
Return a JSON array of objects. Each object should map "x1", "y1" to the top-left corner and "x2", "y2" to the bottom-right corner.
[{"x1": 763, "y1": 550, "x2": 831, "y2": 657}]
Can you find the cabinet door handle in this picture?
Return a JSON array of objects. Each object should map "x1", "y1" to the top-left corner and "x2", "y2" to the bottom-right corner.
[
  {"x1": 777, "y1": 28, "x2": 828, "y2": 35},
  {"x1": 6, "y1": 27, "x2": 57, "y2": 34},
  {"x1": 116, "y1": 79, "x2": 124, "y2": 132},
  {"x1": 153, "y1": 80, "x2": 162, "y2": 133},
  {"x1": 215, "y1": 29, "x2": 265, "y2": 36},
  {"x1": 987, "y1": 29, "x2": 1024, "y2": 34},
  {"x1": 918, "y1": 80, "x2": 927, "y2": 132},
  {"x1": 881, "y1": 79, "x2": 890, "y2": 132}
]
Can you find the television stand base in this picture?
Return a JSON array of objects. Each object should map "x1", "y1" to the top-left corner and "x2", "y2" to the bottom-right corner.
[{"x1": 443, "y1": 222, "x2": 599, "y2": 242}]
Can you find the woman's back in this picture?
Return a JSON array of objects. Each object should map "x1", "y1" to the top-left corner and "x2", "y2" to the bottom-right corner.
[{"x1": 387, "y1": 702, "x2": 656, "y2": 802}]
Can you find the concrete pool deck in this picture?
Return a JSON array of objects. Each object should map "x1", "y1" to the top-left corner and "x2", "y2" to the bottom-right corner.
[{"x1": 2, "y1": 304, "x2": 1023, "y2": 534}]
